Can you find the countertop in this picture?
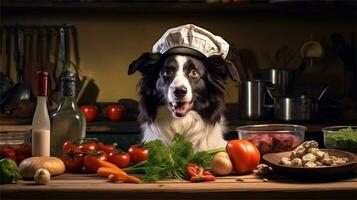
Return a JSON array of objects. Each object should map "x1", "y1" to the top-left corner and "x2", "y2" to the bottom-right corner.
[
  {"x1": 1, "y1": 173, "x2": 356, "y2": 200},
  {"x1": 1, "y1": 120, "x2": 356, "y2": 134}
]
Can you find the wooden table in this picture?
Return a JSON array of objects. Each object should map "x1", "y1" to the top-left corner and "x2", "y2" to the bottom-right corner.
[{"x1": 1, "y1": 173, "x2": 356, "y2": 200}]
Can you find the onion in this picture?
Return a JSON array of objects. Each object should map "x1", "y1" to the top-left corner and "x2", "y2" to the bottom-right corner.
[{"x1": 211, "y1": 152, "x2": 233, "y2": 176}]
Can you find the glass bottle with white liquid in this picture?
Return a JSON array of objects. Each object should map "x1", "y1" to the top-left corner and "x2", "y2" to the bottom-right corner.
[
  {"x1": 32, "y1": 71, "x2": 51, "y2": 156},
  {"x1": 50, "y1": 72, "x2": 86, "y2": 157}
]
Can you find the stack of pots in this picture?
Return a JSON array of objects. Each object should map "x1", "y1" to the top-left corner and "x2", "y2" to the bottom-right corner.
[{"x1": 239, "y1": 66, "x2": 327, "y2": 121}]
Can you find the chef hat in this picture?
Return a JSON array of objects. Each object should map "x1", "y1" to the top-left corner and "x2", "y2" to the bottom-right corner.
[{"x1": 152, "y1": 24, "x2": 229, "y2": 59}]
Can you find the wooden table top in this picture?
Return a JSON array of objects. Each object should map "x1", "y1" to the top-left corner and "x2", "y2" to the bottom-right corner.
[
  {"x1": 1, "y1": 173, "x2": 356, "y2": 200},
  {"x1": 1, "y1": 120, "x2": 356, "y2": 133}
]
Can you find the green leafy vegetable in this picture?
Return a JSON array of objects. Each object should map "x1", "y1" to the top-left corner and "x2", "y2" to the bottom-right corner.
[
  {"x1": 0, "y1": 158, "x2": 19, "y2": 184},
  {"x1": 124, "y1": 134, "x2": 224, "y2": 182},
  {"x1": 325, "y1": 127, "x2": 357, "y2": 153}
]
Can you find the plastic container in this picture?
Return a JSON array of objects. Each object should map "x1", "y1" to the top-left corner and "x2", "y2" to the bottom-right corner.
[
  {"x1": 236, "y1": 124, "x2": 306, "y2": 155},
  {"x1": 322, "y1": 126, "x2": 357, "y2": 153},
  {"x1": 0, "y1": 132, "x2": 32, "y2": 164}
]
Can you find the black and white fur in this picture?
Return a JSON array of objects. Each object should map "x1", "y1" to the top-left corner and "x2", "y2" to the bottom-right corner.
[{"x1": 128, "y1": 49, "x2": 238, "y2": 151}]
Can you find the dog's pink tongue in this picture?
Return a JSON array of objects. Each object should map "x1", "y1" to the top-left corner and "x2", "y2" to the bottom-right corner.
[{"x1": 173, "y1": 102, "x2": 190, "y2": 117}]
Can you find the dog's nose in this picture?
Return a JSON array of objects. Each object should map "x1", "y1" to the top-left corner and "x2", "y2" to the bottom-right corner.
[{"x1": 173, "y1": 87, "x2": 187, "y2": 98}]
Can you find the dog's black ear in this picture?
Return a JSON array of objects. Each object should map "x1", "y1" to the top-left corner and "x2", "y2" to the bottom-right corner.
[
  {"x1": 224, "y1": 59, "x2": 240, "y2": 82},
  {"x1": 206, "y1": 55, "x2": 239, "y2": 82},
  {"x1": 128, "y1": 53, "x2": 162, "y2": 75}
]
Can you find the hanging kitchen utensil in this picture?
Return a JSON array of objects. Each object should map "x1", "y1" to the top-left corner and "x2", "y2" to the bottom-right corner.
[
  {"x1": 0, "y1": 27, "x2": 32, "y2": 110},
  {"x1": 48, "y1": 27, "x2": 61, "y2": 110},
  {"x1": 0, "y1": 28, "x2": 14, "y2": 99},
  {"x1": 39, "y1": 28, "x2": 47, "y2": 71},
  {"x1": 49, "y1": 26, "x2": 67, "y2": 105},
  {"x1": 27, "y1": 29, "x2": 39, "y2": 96},
  {"x1": 69, "y1": 26, "x2": 82, "y2": 100},
  {"x1": 301, "y1": 35, "x2": 323, "y2": 68},
  {"x1": 45, "y1": 27, "x2": 56, "y2": 92},
  {"x1": 274, "y1": 45, "x2": 296, "y2": 69},
  {"x1": 22, "y1": 29, "x2": 31, "y2": 83}
]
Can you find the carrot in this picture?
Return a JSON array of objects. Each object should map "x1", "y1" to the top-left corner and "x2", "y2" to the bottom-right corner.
[
  {"x1": 124, "y1": 175, "x2": 142, "y2": 184},
  {"x1": 108, "y1": 174, "x2": 142, "y2": 184},
  {"x1": 97, "y1": 167, "x2": 127, "y2": 178},
  {"x1": 97, "y1": 159, "x2": 121, "y2": 171}
]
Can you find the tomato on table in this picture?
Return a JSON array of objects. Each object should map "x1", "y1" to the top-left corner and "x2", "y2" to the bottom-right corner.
[
  {"x1": 62, "y1": 148, "x2": 84, "y2": 172},
  {"x1": 97, "y1": 142, "x2": 116, "y2": 155},
  {"x1": 83, "y1": 150, "x2": 108, "y2": 173},
  {"x1": 63, "y1": 141, "x2": 77, "y2": 153},
  {"x1": 128, "y1": 145, "x2": 148, "y2": 164},
  {"x1": 226, "y1": 140, "x2": 261, "y2": 175},
  {"x1": 108, "y1": 150, "x2": 130, "y2": 168},
  {"x1": 78, "y1": 140, "x2": 97, "y2": 153}
]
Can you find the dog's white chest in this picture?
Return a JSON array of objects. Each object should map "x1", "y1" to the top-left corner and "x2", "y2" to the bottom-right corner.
[{"x1": 141, "y1": 106, "x2": 227, "y2": 151}]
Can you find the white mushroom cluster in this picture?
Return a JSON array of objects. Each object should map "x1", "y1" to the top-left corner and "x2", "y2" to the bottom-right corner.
[{"x1": 280, "y1": 140, "x2": 349, "y2": 168}]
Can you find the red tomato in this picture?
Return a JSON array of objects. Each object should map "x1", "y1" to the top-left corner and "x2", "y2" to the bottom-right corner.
[
  {"x1": 226, "y1": 140, "x2": 261, "y2": 175},
  {"x1": 62, "y1": 149, "x2": 84, "y2": 172},
  {"x1": 63, "y1": 141, "x2": 77, "y2": 153},
  {"x1": 106, "y1": 104, "x2": 125, "y2": 121},
  {"x1": 80, "y1": 105, "x2": 98, "y2": 122},
  {"x1": 97, "y1": 142, "x2": 116, "y2": 154},
  {"x1": 78, "y1": 141, "x2": 97, "y2": 153},
  {"x1": 0, "y1": 147, "x2": 16, "y2": 161},
  {"x1": 83, "y1": 150, "x2": 107, "y2": 173},
  {"x1": 108, "y1": 151, "x2": 130, "y2": 168},
  {"x1": 128, "y1": 145, "x2": 148, "y2": 164}
]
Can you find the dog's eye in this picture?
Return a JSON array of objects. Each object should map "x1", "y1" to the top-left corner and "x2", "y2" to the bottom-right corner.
[
  {"x1": 162, "y1": 69, "x2": 174, "y2": 78},
  {"x1": 189, "y1": 69, "x2": 200, "y2": 79}
]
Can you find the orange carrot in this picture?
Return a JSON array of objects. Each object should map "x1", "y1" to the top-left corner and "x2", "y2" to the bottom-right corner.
[
  {"x1": 97, "y1": 167, "x2": 127, "y2": 177},
  {"x1": 97, "y1": 160, "x2": 121, "y2": 171},
  {"x1": 124, "y1": 175, "x2": 142, "y2": 184},
  {"x1": 108, "y1": 174, "x2": 142, "y2": 184}
]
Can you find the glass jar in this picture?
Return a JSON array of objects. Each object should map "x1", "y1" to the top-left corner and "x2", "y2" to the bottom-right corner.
[{"x1": 0, "y1": 132, "x2": 32, "y2": 164}]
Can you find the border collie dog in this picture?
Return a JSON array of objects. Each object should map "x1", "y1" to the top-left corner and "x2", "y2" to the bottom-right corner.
[{"x1": 129, "y1": 47, "x2": 238, "y2": 151}]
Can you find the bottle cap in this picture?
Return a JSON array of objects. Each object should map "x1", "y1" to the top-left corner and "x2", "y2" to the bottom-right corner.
[{"x1": 37, "y1": 71, "x2": 48, "y2": 96}]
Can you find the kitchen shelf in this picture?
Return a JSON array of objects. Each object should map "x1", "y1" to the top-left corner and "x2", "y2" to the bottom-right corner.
[{"x1": 1, "y1": 1, "x2": 356, "y2": 18}]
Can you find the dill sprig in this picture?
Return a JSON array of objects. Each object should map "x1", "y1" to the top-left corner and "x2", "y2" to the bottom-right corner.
[{"x1": 124, "y1": 134, "x2": 224, "y2": 182}]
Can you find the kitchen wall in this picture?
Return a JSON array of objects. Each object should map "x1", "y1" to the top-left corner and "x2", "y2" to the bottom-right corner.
[{"x1": 2, "y1": 11, "x2": 355, "y2": 103}]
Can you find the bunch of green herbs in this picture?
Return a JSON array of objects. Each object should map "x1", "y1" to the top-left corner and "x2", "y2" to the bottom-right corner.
[{"x1": 124, "y1": 134, "x2": 224, "y2": 182}]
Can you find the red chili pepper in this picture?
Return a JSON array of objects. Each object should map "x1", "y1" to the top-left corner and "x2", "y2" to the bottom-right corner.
[
  {"x1": 187, "y1": 163, "x2": 200, "y2": 177},
  {"x1": 203, "y1": 170, "x2": 212, "y2": 176},
  {"x1": 190, "y1": 174, "x2": 216, "y2": 182},
  {"x1": 186, "y1": 163, "x2": 215, "y2": 183}
]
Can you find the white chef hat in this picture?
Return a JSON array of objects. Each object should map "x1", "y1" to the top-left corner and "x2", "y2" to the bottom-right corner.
[{"x1": 152, "y1": 24, "x2": 229, "y2": 59}]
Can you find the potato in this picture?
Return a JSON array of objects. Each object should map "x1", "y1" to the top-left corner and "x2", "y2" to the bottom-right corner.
[{"x1": 19, "y1": 157, "x2": 65, "y2": 179}]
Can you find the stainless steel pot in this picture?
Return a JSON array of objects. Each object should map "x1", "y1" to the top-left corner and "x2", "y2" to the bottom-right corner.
[
  {"x1": 262, "y1": 69, "x2": 296, "y2": 97},
  {"x1": 267, "y1": 87, "x2": 328, "y2": 121},
  {"x1": 273, "y1": 95, "x2": 312, "y2": 121},
  {"x1": 239, "y1": 80, "x2": 268, "y2": 120},
  {"x1": 262, "y1": 62, "x2": 307, "y2": 97}
]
